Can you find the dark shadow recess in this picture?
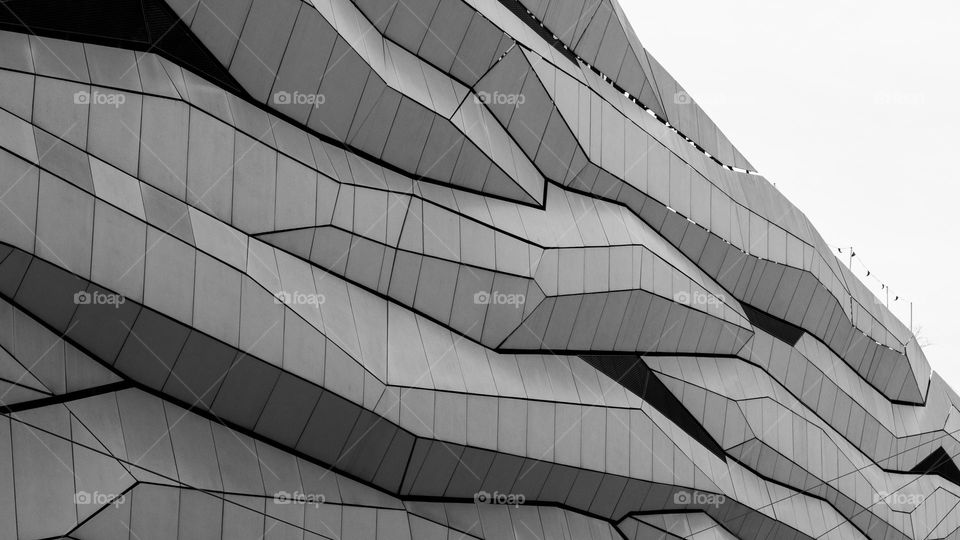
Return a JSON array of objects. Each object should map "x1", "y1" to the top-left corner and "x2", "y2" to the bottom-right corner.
[
  {"x1": 0, "y1": 0, "x2": 247, "y2": 97},
  {"x1": 580, "y1": 355, "x2": 726, "y2": 459},
  {"x1": 741, "y1": 303, "x2": 804, "y2": 346},
  {"x1": 911, "y1": 446, "x2": 960, "y2": 486}
]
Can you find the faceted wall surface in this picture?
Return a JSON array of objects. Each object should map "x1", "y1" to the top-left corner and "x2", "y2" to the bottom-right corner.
[{"x1": 0, "y1": 1, "x2": 953, "y2": 539}]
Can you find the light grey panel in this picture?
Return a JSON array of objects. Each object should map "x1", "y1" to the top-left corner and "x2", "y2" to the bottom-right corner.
[
  {"x1": 186, "y1": 110, "x2": 234, "y2": 221},
  {"x1": 229, "y1": 0, "x2": 300, "y2": 102},
  {"x1": 139, "y1": 96, "x2": 189, "y2": 199}
]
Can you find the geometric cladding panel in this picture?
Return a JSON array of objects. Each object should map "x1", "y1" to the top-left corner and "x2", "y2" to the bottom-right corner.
[{"x1": 0, "y1": 0, "x2": 952, "y2": 538}]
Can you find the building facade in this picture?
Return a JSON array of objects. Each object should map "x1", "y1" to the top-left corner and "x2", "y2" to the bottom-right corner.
[{"x1": 0, "y1": 0, "x2": 954, "y2": 539}]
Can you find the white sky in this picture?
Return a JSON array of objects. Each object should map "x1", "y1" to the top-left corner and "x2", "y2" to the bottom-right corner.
[{"x1": 621, "y1": 0, "x2": 960, "y2": 391}]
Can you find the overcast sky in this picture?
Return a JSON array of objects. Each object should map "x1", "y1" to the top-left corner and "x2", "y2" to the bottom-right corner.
[{"x1": 621, "y1": 0, "x2": 960, "y2": 391}]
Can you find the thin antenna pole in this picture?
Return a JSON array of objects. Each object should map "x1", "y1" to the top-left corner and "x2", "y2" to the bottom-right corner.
[{"x1": 848, "y1": 247, "x2": 854, "y2": 316}]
